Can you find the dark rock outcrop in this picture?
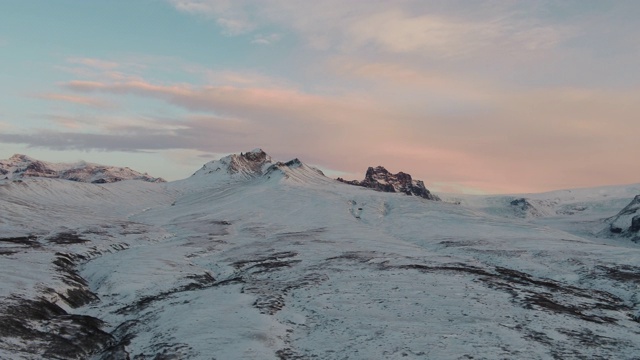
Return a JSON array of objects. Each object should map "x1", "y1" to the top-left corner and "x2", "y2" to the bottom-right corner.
[
  {"x1": 509, "y1": 198, "x2": 547, "y2": 218},
  {"x1": 338, "y1": 166, "x2": 440, "y2": 201},
  {"x1": 630, "y1": 215, "x2": 640, "y2": 233},
  {"x1": 606, "y1": 195, "x2": 640, "y2": 242},
  {"x1": 230, "y1": 150, "x2": 270, "y2": 175}
]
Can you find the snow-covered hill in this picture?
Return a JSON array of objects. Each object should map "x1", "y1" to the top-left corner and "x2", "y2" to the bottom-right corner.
[
  {"x1": 0, "y1": 154, "x2": 165, "y2": 183},
  {"x1": 1, "y1": 150, "x2": 640, "y2": 359}
]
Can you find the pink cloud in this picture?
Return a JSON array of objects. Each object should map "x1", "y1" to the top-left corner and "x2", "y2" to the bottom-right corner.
[
  {"x1": 55, "y1": 78, "x2": 640, "y2": 193},
  {"x1": 46, "y1": 115, "x2": 86, "y2": 130},
  {"x1": 67, "y1": 57, "x2": 119, "y2": 70},
  {"x1": 35, "y1": 93, "x2": 111, "y2": 108},
  {"x1": 0, "y1": 121, "x2": 13, "y2": 131},
  {"x1": 330, "y1": 58, "x2": 500, "y2": 105}
]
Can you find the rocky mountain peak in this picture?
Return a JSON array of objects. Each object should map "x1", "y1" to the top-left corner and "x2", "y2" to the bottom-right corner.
[
  {"x1": 10, "y1": 154, "x2": 31, "y2": 161},
  {"x1": 191, "y1": 149, "x2": 330, "y2": 187},
  {"x1": 243, "y1": 148, "x2": 269, "y2": 162},
  {"x1": 285, "y1": 158, "x2": 303, "y2": 168},
  {"x1": 196, "y1": 149, "x2": 273, "y2": 180},
  {"x1": 227, "y1": 150, "x2": 271, "y2": 175},
  {"x1": 338, "y1": 166, "x2": 440, "y2": 201}
]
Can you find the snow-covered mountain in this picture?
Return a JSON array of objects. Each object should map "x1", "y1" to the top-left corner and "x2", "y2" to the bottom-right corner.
[
  {"x1": 1, "y1": 150, "x2": 640, "y2": 359},
  {"x1": 190, "y1": 149, "x2": 273, "y2": 181},
  {"x1": 338, "y1": 166, "x2": 440, "y2": 201},
  {"x1": 186, "y1": 149, "x2": 328, "y2": 187},
  {"x1": 0, "y1": 154, "x2": 165, "y2": 183}
]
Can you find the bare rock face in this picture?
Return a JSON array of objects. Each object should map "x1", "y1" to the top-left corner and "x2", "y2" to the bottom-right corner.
[
  {"x1": 509, "y1": 198, "x2": 547, "y2": 218},
  {"x1": 229, "y1": 149, "x2": 271, "y2": 175},
  {"x1": 607, "y1": 195, "x2": 640, "y2": 241},
  {"x1": 630, "y1": 215, "x2": 640, "y2": 233},
  {"x1": 338, "y1": 166, "x2": 440, "y2": 201},
  {"x1": 193, "y1": 149, "x2": 273, "y2": 180}
]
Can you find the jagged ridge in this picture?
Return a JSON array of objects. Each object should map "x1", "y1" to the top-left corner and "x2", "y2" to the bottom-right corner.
[
  {"x1": 191, "y1": 149, "x2": 273, "y2": 180},
  {"x1": 190, "y1": 149, "x2": 327, "y2": 185},
  {"x1": 337, "y1": 166, "x2": 440, "y2": 201}
]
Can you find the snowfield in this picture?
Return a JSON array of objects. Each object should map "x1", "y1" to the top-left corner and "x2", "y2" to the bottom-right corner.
[{"x1": 1, "y1": 151, "x2": 639, "y2": 359}]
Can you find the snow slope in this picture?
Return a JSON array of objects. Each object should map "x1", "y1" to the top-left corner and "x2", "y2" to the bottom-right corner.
[{"x1": 1, "y1": 151, "x2": 640, "y2": 359}]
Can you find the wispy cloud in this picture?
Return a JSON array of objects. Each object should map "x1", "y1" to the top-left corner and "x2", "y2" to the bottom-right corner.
[
  {"x1": 45, "y1": 115, "x2": 88, "y2": 130},
  {"x1": 329, "y1": 58, "x2": 499, "y2": 105},
  {"x1": 168, "y1": 1, "x2": 575, "y2": 58},
  {"x1": 55, "y1": 57, "x2": 149, "y2": 87},
  {"x1": 251, "y1": 33, "x2": 281, "y2": 45},
  {"x1": 344, "y1": 10, "x2": 572, "y2": 57},
  {"x1": 182, "y1": 65, "x2": 293, "y2": 88},
  {"x1": 67, "y1": 57, "x2": 119, "y2": 70},
  {"x1": 0, "y1": 121, "x2": 13, "y2": 131},
  {"x1": 62, "y1": 80, "x2": 351, "y2": 121},
  {"x1": 170, "y1": 0, "x2": 255, "y2": 35},
  {"x1": 35, "y1": 93, "x2": 112, "y2": 108}
]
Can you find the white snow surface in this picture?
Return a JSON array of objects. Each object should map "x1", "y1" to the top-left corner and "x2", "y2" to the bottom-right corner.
[{"x1": 1, "y1": 152, "x2": 640, "y2": 359}]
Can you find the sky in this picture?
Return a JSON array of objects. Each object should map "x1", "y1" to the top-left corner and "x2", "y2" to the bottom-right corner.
[{"x1": 1, "y1": 0, "x2": 639, "y2": 194}]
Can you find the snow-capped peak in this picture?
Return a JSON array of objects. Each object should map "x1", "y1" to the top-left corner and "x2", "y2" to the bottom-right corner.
[
  {"x1": 0, "y1": 154, "x2": 165, "y2": 183},
  {"x1": 188, "y1": 150, "x2": 329, "y2": 187},
  {"x1": 192, "y1": 149, "x2": 273, "y2": 180},
  {"x1": 9, "y1": 153, "x2": 32, "y2": 161}
]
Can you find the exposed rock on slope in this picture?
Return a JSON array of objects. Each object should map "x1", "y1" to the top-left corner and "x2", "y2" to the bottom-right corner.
[
  {"x1": 509, "y1": 198, "x2": 548, "y2": 218},
  {"x1": 607, "y1": 195, "x2": 640, "y2": 242},
  {"x1": 191, "y1": 149, "x2": 273, "y2": 180},
  {"x1": 0, "y1": 154, "x2": 164, "y2": 183},
  {"x1": 190, "y1": 149, "x2": 328, "y2": 186},
  {"x1": 338, "y1": 166, "x2": 440, "y2": 200}
]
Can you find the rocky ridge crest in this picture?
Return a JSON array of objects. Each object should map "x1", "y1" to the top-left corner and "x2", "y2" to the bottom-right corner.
[{"x1": 338, "y1": 166, "x2": 440, "y2": 201}]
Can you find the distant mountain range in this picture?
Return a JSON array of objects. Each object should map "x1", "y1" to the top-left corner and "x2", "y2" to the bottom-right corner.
[{"x1": 0, "y1": 154, "x2": 165, "y2": 183}]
